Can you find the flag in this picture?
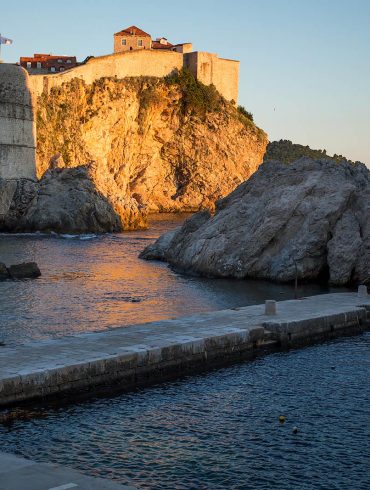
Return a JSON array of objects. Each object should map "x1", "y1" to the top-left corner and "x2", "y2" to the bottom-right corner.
[{"x1": 0, "y1": 36, "x2": 13, "y2": 45}]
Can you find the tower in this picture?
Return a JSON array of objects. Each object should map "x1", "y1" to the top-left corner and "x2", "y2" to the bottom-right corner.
[{"x1": 0, "y1": 64, "x2": 36, "y2": 180}]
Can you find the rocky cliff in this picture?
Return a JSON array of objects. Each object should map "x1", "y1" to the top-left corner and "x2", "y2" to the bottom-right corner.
[
  {"x1": 141, "y1": 158, "x2": 370, "y2": 286},
  {"x1": 36, "y1": 70, "x2": 267, "y2": 217}
]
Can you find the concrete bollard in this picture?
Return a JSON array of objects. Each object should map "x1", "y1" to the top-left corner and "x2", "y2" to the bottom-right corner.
[
  {"x1": 265, "y1": 300, "x2": 277, "y2": 315},
  {"x1": 358, "y1": 285, "x2": 368, "y2": 298}
]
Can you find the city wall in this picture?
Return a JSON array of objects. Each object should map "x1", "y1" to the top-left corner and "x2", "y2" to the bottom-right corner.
[
  {"x1": 0, "y1": 64, "x2": 36, "y2": 180},
  {"x1": 29, "y1": 50, "x2": 184, "y2": 97},
  {"x1": 28, "y1": 49, "x2": 240, "y2": 103},
  {"x1": 0, "y1": 50, "x2": 239, "y2": 181},
  {"x1": 184, "y1": 51, "x2": 239, "y2": 103}
]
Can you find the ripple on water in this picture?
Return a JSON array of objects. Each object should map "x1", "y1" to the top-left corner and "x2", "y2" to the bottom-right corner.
[{"x1": 1, "y1": 334, "x2": 369, "y2": 489}]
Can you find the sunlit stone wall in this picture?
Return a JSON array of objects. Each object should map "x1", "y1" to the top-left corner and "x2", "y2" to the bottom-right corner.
[
  {"x1": 0, "y1": 64, "x2": 36, "y2": 180},
  {"x1": 28, "y1": 49, "x2": 240, "y2": 102}
]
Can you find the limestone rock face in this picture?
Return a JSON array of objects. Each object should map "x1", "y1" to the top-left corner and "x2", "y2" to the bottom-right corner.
[
  {"x1": 0, "y1": 165, "x2": 146, "y2": 233},
  {"x1": 140, "y1": 159, "x2": 370, "y2": 286},
  {"x1": 36, "y1": 77, "x2": 267, "y2": 213}
]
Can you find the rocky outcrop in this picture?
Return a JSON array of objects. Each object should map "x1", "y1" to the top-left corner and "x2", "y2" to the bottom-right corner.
[
  {"x1": 0, "y1": 165, "x2": 146, "y2": 233},
  {"x1": 140, "y1": 158, "x2": 370, "y2": 286},
  {"x1": 264, "y1": 139, "x2": 360, "y2": 165},
  {"x1": 0, "y1": 262, "x2": 41, "y2": 280},
  {"x1": 36, "y1": 72, "x2": 267, "y2": 213}
]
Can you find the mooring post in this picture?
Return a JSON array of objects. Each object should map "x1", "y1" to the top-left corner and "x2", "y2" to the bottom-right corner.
[
  {"x1": 293, "y1": 259, "x2": 298, "y2": 299},
  {"x1": 358, "y1": 285, "x2": 368, "y2": 298},
  {"x1": 265, "y1": 300, "x2": 277, "y2": 315}
]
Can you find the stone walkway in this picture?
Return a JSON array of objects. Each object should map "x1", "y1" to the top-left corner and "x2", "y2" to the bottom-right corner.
[
  {"x1": 0, "y1": 292, "x2": 369, "y2": 407},
  {"x1": 0, "y1": 452, "x2": 136, "y2": 489}
]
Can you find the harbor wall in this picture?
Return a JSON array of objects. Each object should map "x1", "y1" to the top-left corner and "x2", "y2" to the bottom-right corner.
[{"x1": 0, "y1": 292, "x2": 369, "y2": 408}]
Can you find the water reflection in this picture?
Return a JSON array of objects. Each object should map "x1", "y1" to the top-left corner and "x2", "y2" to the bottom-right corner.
[{"x1": 0, "y1": 214, "x2": 350, "y2": 346}]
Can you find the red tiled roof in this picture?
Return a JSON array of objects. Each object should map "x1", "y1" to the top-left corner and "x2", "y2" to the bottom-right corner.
[
  {"x1": 114, "y1": 25, "x2": 151, "y2": 37},
  {"x1": 152, "y1": 40, "x2": 174, "y2": 50},
  {"x1": 20, "y1": 54, "x2": 76, "y2": 62}
]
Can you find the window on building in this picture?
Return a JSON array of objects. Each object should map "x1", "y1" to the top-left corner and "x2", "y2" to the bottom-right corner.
[
  {"x1": 57, "y1": 59, "x2": 62, "y2": 63},
  {"x1": 26, "y1": 62, "x2": 31, "y2": 68},
  {"x1": 60, "y1": 67, "x2": 65, "y2": 71},
  {"x1": 36, "y1": 62, "x2": 41, "y2": 69},
  {"x1": 50, "y1": 67, "x2": 56, "y2": 72},
  {"x1": 121, "y1": 39, "x2": 127, "y2": 46},
  {"x1": 66, "y1": 59, "x2": 72, "y2": 64},
  {"x1": 138, "y1": 39, "x2": 143, "y2": 47}
]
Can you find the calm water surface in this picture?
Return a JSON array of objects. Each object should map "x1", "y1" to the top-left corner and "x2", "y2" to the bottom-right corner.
[
  {"x1": 1, "y1": 215, "x2": 366, "y2": 490},
  {"x1": 0, "y1": 214, "x2": 345, "y2": 346},
  {"x1": 1, "y1": 334, "x2": 369, "y2": 489}
]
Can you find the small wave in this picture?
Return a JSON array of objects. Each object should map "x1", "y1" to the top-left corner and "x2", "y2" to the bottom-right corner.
[{"x1": 60, "y1": 234, "x2": 98, "y2": 240}]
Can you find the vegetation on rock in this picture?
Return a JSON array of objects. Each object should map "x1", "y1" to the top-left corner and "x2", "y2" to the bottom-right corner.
[
  {"x1": 237, "y1": 105, "x2": 254, "y2": 122},
  {"x1": 264, "y1": 139, "x2": 360, "y2": 165}
]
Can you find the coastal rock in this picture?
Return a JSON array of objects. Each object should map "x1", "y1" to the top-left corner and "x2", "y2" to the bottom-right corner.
[
  {"x1": 140, "y1": 158, "x2": 370, "y2": 286},
  {"x1": 0, "y1": 263, "x2": 9, "y2": 280},
  {"x1": 0, "y1": 165, "x2": 146, "y2": 233},
  {"x1": 7, "y1": 262, "x2": 41, "y2": 279},
  {"x1": 36, "y1": 74, "x2": 267, "y2": 213}
]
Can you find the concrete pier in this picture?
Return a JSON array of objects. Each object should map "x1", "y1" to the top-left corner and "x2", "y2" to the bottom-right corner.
[
  {"x1": 0, "y1": 452, "x2": 136, "y2": 489},
  {"x1": 0, "y1": 292, "x2": 369, "y2": 408}
]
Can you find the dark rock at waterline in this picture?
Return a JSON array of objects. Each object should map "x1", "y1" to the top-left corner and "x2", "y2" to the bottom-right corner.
[
  {"x1": 0, "y1": 261, "x2": 41, "y2": 280},
  {"x1": 7, "y1": 262, "x2": 41, "y2": 279},
  {"x1": 0, "y1": 262, "x2": 10, "y2": 280},
  {"x1": 140, "y1": 158, "x2": 370, "y2": 286}
]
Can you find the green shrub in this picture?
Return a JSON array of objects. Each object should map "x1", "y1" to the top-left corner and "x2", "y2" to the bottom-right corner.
[
  {"x1": 237, "y1": 105, "x2": 254, "y2": 122},
  {"x1": 165, "y1": 67, "x2": 224, "y2": 117},
  {"x1": 264, "y1": 140, "x2": 357, "y2": 164}
]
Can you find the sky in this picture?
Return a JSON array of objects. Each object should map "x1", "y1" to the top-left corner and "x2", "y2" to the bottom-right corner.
[{"x1": 1, "y1": 0, "x2": 369, "y2": 164}]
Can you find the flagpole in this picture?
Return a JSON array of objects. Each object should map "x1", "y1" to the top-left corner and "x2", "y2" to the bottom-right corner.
[{"x1": 0, "y1": 33, "x2": 2, "y2": 62}]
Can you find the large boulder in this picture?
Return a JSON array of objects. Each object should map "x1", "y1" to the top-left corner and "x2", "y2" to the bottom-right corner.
[
  {"x1": 0, "y1": 165, "x2": 147, "y2": 233},
  {"x1": 140, "y1": 158, "x2": 370, "y2": 286}
]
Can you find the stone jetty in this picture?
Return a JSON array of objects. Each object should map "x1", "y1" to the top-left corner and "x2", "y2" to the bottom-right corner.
[
  {"x1": 0, "y1": 451, "x2": 136, "y2": 489},
  {"x1": 0, "y1": 292, "x2": 369, "y2": 408}
]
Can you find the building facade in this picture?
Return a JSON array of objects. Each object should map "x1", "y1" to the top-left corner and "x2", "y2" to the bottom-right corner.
[
  {"x1": 114, "y1": 25, "x2": 193, "y2": 54},
  {"x1": 114, "y1": 26, "x2": 152, "y2": 53},
  {"x1": 20, "y1": 54, "x2": 77, "y2": 73}
]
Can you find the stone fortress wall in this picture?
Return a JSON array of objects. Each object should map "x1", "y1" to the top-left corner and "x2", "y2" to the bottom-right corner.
[
  {"x1": 28, "y1": 49, "x2": 240, "y2": 103},
  {"x1": 0, "y1": 48, "x2": 239, "y2": 180},
  {"x1": 0, "y1": 64, "x2": 36, "y2": 180},
  {"x1": 185, "y1": 51, "x2": 239, "y2": 103}
]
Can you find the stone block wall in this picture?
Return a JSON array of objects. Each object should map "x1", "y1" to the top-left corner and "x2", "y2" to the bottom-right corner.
[
  {"x1": 184, "y1": 51, "x2": 239, "y2": 103},
  {"x1": 114, "y1": 33, "x2": 152, "y2": 54},
  {"x1": 28, "y1": 50, "x2": 185, "y2": 97},
  {"x1": 0, "y1": 65, "x2": 36, "y2": 180},
  {"x1": 28, "y1": 49, "x2": 239, "y2": 102}
]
